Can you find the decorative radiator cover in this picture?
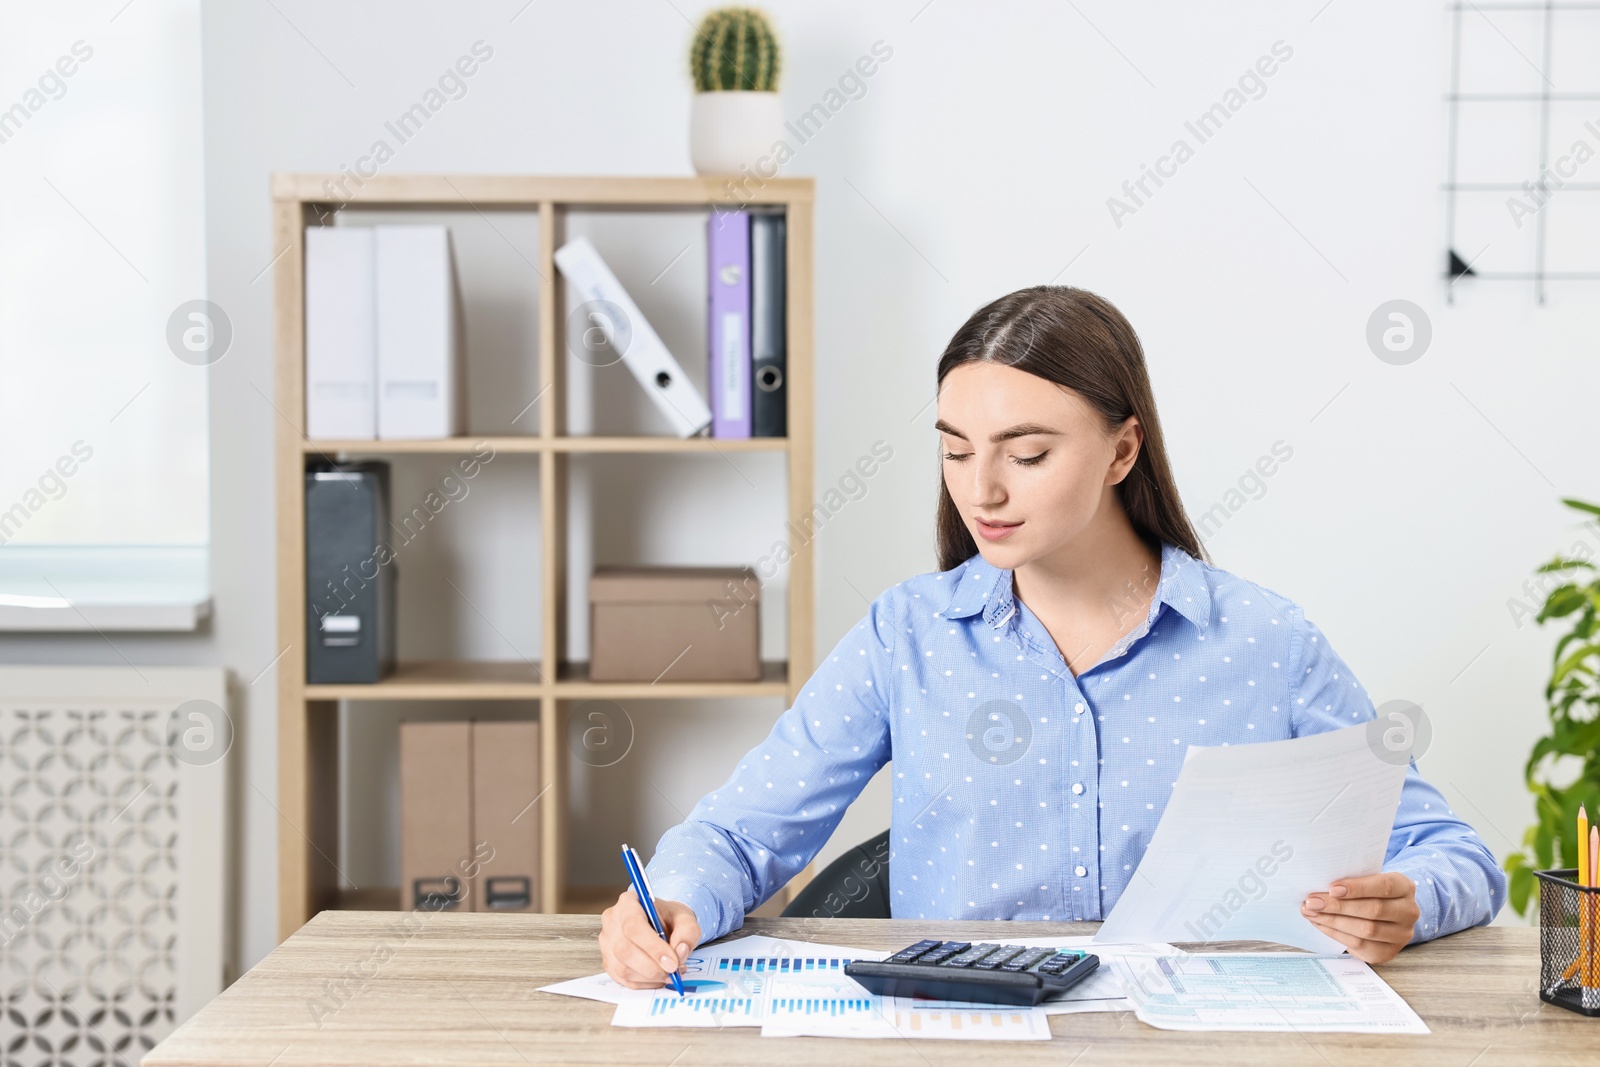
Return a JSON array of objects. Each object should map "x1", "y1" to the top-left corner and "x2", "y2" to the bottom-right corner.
[{"x1": 0, "y1": 667, "x2": 227, "y2": 1065}]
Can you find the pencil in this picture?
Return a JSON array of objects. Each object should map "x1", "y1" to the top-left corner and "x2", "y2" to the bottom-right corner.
[
  {"x1": 1561, "y1": 806, "x2": 1591, "y2": 986},
  {"x1": 1583, "y1": 805, "x2": 1591, "y2": 890},
  {"x1": 1583, "y1": 806, "x2": 1591, "y2": 981},
  {"x1": 1588, "y1": 822, "x2": 1598, "y2": 994}
]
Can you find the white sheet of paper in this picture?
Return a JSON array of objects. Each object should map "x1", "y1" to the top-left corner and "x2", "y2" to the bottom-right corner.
[
  {"x1": 1094, "y1": 722, "x2": 1409, "y2": 954},
  {"x1": 1109, "y1": 953, "x2": 1429, "y2": 1034}
]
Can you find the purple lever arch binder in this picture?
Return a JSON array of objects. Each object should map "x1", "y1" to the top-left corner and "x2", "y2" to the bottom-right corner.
[{"x1": 708, "y1": 209, "x2": 752, "y2": 439}]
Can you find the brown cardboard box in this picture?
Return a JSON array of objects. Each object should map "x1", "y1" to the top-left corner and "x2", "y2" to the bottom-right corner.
[
  {"x1": 399, "y1": 721, "x2": 471, "y2": 912},
  {"x1": 470, "y1": 721, "x2": 541, "y2": 912},
  {"x1": 589, "y1": 565, "x2": 760, "y2": 682}
]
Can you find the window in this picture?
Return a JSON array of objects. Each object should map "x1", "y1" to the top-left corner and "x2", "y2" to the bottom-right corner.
[{"x1": 0, "y1": 1, "x2": 208, "y2": 625}]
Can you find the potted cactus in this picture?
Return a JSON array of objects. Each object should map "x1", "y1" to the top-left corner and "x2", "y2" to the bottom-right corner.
[{"x1": 688, "y1": 7, "x2": 783, "y2": 175}]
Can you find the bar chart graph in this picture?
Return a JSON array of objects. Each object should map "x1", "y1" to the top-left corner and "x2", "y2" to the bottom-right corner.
[
  {"x1": 716, "y1": 956, "x2": 852, "y2": 973},
  {"x1": 646, "y1": 996, "x2": 756, "y2": 1019},
  {"x1": 612, "y1": 952, "x2": 868, "y2": 1028},
  {"x1": 768, "y1": 994, "x2": 879, "y2": 1018},
  {"x1": 762, "y1": 974, "x2": 894, "y2": 1036}
]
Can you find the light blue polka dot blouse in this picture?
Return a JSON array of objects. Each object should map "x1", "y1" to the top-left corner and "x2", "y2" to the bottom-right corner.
[{"x1": 644, "y1": 541, "x2": 1508, "y2": 945}]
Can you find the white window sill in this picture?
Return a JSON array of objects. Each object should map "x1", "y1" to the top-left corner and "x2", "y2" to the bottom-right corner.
[{"x1": 0, "y1": 545, "x2": 211, "y2": 631}]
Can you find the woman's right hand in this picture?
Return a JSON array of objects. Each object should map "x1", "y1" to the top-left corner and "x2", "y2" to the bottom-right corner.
[{"x1": 599, "y1": 888, "x2": 702, "y2": 989}]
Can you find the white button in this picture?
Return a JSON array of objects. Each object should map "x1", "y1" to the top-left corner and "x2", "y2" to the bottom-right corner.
[
  {"x1": 1075, "y1": 865, "x2": 1088, "y2": 877},
  {"x1": 1074, "y1": 702, "x2": 1085, "y2": 713},
  {"x1": 1071, "y1": 783, "x2": 1084, "y2": 795}
]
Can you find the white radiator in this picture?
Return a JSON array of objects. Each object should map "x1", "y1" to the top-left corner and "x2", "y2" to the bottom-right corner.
[{"x1": 0, "y1": 667, "x2": 227, "y2": 1064}]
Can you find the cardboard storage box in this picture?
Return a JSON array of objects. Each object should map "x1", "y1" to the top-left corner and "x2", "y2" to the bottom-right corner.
[
  {"x1": 589, "y1": 565, "x2": 760, "y2": 682},
  {"x1": 471, "y1": 721, "x2": 541, "y2": 912},
  {"x1": 400, "y1": 720, "x2": 540, "y2": 913},
  {"x1": 399, "y1": 722, "x2": 471, "y2": 912}
]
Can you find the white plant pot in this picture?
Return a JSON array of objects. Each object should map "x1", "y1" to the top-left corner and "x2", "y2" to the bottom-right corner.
[{"x1": 690, "y1": 91, "x2": 785, "y2": 176}]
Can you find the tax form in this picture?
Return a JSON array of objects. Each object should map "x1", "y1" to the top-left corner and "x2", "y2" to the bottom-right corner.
[
  {"x1": 1095, "y1": 722, "x2": 1409, "y2": 954},
  {"x1": 1110, "y1": 953, "x2": 1429, "y2": 1034}
]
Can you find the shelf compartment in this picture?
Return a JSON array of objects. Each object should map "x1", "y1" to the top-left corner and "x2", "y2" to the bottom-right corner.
[
  {"x1": 553, "y1": 659, "x2": 788, "y2": 698},
  {"x1": 325, "y1": 886, "x2": 401, "y2": 911},
  {"x1": 548, "y1": 436, "x2": 786, "y2": 453},
  {"x1": 304, "y1": 659, "x2": 790, "y2": 700},
  {"x1": 303, "y1": 435, "x2": 789, "y2": 455},
  {"x1": 561, "y1": 885, "x2": 619, "y2": 914},
  {"x1": 306, "y1": 437, "x2": 543, "y2": 454},
  {"x1": 326, "y1": 884, "x2": 616, "y2": 916},
  {"x1": 307, "y1": 660, "x2": 546, "y2": 700},
  {"x1": 548, "y1": 885, "x2": 788, "y2": 916}
]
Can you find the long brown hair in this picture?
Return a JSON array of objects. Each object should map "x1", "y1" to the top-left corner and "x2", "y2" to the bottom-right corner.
[{"x1": 934, "y1": 286, "x2": 1207, "y2": 572}]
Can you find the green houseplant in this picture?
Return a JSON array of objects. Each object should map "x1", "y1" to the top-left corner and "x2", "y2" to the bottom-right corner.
[
  {"x1": 1504, "y1": 497, "x2": 1600, "y2": 915},
  {"x1": 687, "y1": 7, "x2": 784, "y2": 175}
]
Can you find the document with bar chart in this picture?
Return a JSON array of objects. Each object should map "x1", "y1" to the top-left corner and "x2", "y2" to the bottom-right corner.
[
  {"x1": 609, "y1": 941, "x2": 878, "y2": 1029},
  {"x1": 540, "y1": 935, "x2": 840, "y2": 1009}
]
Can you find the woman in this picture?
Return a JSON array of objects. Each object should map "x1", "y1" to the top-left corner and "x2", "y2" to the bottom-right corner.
[{"x1": 599, "y1": 286, "x2": 1505, "y2": 986}]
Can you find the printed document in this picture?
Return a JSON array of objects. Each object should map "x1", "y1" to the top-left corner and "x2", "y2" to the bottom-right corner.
[
  {"x1": 1095, "y1": 723, "x2": 1409, "y2": 953},
  {"x1": 1110, "y1": 953, "x2": 1429, "y2": 1034}
]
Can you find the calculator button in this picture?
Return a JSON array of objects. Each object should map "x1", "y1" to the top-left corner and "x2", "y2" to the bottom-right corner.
[
  {"x1": 934, "y1": 940, "x2": 998, "y2": 966},
  {"x1": 971, "y1": 945, "x2": 1026, "y2": 970},
  {"x1": 916, "y1": 941, "x2": 971, "y2": 965},
  {"x1": 1000, "y1": 948, "x2": 1054, "y2": 972},
  {"x1": 886, "y1": 939, "x2": 943, "y2": 962},
  {"x1": 940, "y1": 943, "x2": 1000, "y2": 967}
]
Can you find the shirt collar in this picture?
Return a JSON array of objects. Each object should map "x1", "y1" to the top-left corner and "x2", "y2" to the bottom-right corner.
[{"x1": 940, "y1": 541, "x2": 1211, "y2": 634}]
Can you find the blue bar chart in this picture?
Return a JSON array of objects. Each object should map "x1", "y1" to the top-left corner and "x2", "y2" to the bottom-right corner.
[
  {"x1": 768, "y1": 995, "x2": 878, "y2": 1018},
  {"x1": 613, "y1": 949, "x2": 869, "y2": 1028},
  {"x1": 646, "y1": 996, "x2": 755, "y2": 1019},
  {"x1": 718, "y1": 957, "x2": 850, "y2": 973}
]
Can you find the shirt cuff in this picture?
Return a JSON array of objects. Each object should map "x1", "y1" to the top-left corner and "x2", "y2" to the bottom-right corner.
[
  {"x1": 642, "y1": 872, "x2": 739, "y2": 946},
  {"x1": 1383, "y1": 855, "x2": 1441, "y2": 945}
]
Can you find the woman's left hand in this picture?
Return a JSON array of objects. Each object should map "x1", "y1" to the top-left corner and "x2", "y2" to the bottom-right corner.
[{"x1": 1300, "y1": 871, "x2": 1420, "y2": 965}]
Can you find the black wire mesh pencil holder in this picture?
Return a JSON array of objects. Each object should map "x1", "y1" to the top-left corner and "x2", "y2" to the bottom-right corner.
[{"x1": 1536, "y1": 869, "x2": 1600, "y2": 1016}]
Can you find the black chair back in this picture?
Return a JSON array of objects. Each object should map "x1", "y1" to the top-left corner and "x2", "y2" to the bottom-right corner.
[{"x1": 780, "y1": 829, "x2": 891, "y2": 919}]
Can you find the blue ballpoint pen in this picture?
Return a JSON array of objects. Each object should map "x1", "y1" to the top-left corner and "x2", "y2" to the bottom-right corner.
[{"x1": 621, "y1": 844, "x2": 686, "y2": 997}]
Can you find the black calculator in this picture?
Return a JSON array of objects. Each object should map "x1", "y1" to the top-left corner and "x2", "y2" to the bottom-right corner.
[{"x1": 844, "y1": 940, "x2": 1100, "y2": 1007}]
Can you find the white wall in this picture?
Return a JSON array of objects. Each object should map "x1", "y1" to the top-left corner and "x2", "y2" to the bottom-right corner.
[{"x1": 15, "y1": 0, "x2": 1587, "y2": 975}]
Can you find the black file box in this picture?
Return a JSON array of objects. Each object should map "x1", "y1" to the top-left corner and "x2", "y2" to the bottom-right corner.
[
  {"x1": 305, "y1": 461, "x2": 396, "y2": 684},
  {"x1": 751, "y1": 210, "x2": 786, "y2": 438}
]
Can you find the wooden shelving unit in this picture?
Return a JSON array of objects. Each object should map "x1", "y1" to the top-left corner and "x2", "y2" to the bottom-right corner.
[{"x1": 272, "y1": 174, "x2": 815, "y2": 942}]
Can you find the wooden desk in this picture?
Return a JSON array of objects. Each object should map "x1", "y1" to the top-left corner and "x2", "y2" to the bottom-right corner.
[{"x1": 145, "y1": 912, "x2": 1585, "y2": 1066}]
